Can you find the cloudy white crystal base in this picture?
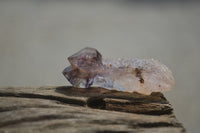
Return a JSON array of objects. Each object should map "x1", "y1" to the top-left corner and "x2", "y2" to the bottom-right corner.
[{"x1": 63, "y1": 47, "x2": 175, "y2": 95}]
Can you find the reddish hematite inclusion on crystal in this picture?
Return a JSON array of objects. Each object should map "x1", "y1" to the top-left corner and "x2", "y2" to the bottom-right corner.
[{"x1": 63, "y1": 47, "x2": 175, "y2": 95}]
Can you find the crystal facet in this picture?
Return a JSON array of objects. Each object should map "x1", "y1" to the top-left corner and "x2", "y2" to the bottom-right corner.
[{"x1": 63, "y1": 47, "x2": 175, "y2": 94}]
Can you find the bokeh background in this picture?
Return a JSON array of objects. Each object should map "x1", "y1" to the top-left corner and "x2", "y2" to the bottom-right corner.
[{"x1": 0, "y1": 1, "x2": 199, "y2": 132}]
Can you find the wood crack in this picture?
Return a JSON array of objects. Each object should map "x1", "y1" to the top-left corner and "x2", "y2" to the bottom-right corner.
[
  {"x1": 0, "y1": 92, "x2": 85, "y2": 106},
  {"x1": 87, "y1": 96, "x2": 173, "y2": 115},
  {"x1": 0, "y1": 115, "x2": 76, "y2": 128},
  {"x1": 0, "y1": 105, "x2": 64, "y2": 112}
]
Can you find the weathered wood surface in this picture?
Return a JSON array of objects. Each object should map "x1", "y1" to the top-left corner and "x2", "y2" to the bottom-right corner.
[{"x1": 0, "y1": 86, "x2": 185, "y2": 133}]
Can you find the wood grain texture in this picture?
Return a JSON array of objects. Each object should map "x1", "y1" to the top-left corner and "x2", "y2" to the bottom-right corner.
[{"x1": 0, "y1": 86, "x2": 185, "y2": 133}]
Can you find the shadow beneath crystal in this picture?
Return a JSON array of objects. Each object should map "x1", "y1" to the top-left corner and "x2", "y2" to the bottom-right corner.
[
  {"x1": 55, "y1": 86, "x2": 111, "y2": 97},
  {"x1": 55, "y1": 86, "x2": 167, "y2": 103}
]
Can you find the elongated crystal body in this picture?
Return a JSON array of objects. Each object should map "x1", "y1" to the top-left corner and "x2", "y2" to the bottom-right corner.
[{"x1": 63, "y1": 47, "x2": 175, "y2": 94}]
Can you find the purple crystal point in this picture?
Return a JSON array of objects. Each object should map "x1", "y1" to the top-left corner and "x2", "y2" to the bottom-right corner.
[
  {"x1": 63, "y1": 47, "x2": 175, "y2": 94},
  {"x1": 68, "y1": 47, "x2": 103, "y2": 72},
  {"x1": 63, "y1": 47, "x2": 103, "y2": 88}
]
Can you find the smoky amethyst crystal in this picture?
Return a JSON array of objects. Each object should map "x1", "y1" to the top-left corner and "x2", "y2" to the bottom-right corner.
[{"x1": 63, "y1": 47, "x2": 175, "y2": 94}]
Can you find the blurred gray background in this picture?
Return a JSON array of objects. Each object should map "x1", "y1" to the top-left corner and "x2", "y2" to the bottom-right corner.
[{"x1": 0, "y1": 1, "x2": 199, "y2": 132}]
